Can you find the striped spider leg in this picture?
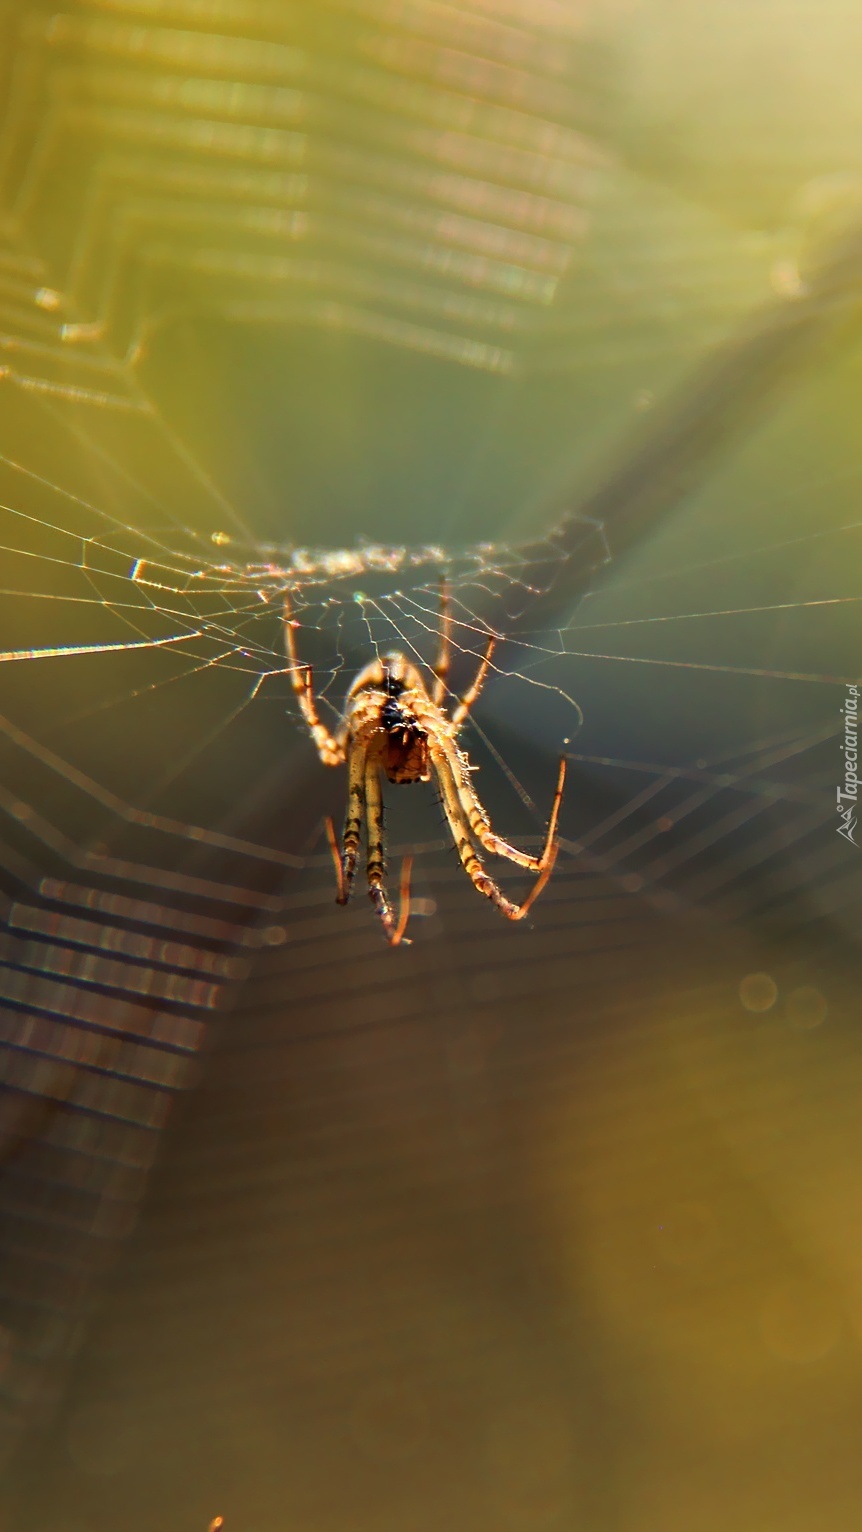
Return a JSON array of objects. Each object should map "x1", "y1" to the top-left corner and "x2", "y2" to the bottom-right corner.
[{"x1": 283, "y1": 589, "x2": 346, "y2": 768}]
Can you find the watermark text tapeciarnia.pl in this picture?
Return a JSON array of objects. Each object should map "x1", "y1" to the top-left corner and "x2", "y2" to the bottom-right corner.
[{"x1": 837, "y1": 684, "x2": 859, "y2": 845}]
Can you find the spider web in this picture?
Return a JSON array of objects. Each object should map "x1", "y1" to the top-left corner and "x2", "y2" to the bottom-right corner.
[
  {"x1": 1, "y1": 326, "x2": 859, "y2": 1476},
  {"x1": 0, "y1": 0, "x2": 855, "y2": 946},
  {"x1": 0, "y1": 349, "x2": 857, "y2": 933},
  {"x1": 0, "y1": 373, "x2": 857, "y2": 1502}
]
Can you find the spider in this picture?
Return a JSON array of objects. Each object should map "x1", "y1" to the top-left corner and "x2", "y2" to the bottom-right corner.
[{"x1": 284, "y1": 585, "x2": 566, "y2": 945}]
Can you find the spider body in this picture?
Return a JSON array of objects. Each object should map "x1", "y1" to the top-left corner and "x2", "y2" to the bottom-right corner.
[
  {"x1": 348, "y1": 656, "x2": 432, "y2": 784},
  {"x1": 284, "y1": 587, "x2": 566, "y2": 945}
]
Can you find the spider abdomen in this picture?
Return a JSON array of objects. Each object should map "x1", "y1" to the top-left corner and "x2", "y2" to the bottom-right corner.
[
  {"x1": 383, "y1": 733, "x2": 429, "y2": 783},
  {"x1": 380, "y1": 705, "x2": 430, "y2": 784}
]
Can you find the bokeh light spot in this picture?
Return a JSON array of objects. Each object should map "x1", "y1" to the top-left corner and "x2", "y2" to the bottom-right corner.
[
  {"x1": 760, "y1": 1280, "x2": 841, "y2": 1363},
  {"x1": 786, "y1": 985, "x2": 828, "y2": 1030},
  {"x1": 739, "y1": 972, "x2": 778, "y2": 1012}
]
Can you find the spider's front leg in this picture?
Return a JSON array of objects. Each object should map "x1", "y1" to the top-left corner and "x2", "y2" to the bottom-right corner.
[
  {"x1": 364, "y1": 760, "x2": 411, "y2": 945},
  {"x1": 283, "y1": 590, "x2": 345, "y2": 767},
  {"x1": 334, "y1": 741, "x2": 368, "y2": 903}
]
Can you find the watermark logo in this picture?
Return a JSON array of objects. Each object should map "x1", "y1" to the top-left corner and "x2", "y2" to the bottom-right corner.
[{"x1": 837, "y1": 683, "x2": 859, "y2": 845}]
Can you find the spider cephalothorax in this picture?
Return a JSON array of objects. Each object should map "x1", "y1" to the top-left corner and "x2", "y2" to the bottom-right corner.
[{"x1": 285, "y1": 586, "x2": 566, "y2": 945}]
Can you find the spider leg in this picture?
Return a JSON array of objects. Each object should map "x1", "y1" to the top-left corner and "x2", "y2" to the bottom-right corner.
[
  {"x1": 431, "y1": 746, "x2": 559, "y2": 921},
  {"x1": 431, "y1": 578, "x2": 452, "y2": 707},
  {"x1": 364, "y1": 759, "x2": 412, "y2": 945},
  {"x1": 323, "y1": 817, "x2": 346, "y2": 902},
  {"x1": 508, "y1": 839, "x2": 560, "y2": 920},
  {"x1": 450, "y1": 634, "x2": 497, "y2": 727},
  {"x1": 427, "y1": 728, "x2": 566, "y2": 873},
  {"x1": 477, "y1": 753, "x2": 566, "y2": 871},
  {"x1": 394, "y1": 855, "x2": 414, "y2": 946},
  {"x1": 283, "y1": 590, "x2": 345, "y2": 766},
  {"x1": 335, "y1": 742, "x2": 367, "y2": 903}
]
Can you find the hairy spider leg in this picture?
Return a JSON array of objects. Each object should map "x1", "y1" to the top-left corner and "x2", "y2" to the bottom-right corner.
[
  {"x1": 431, "y1": 578, "x2": 452, "y2": 707},
  {"x1": 482, "y1": 752, "x2": 566, "y2": 871},
  {"x1": 439, "y1": 743, "x2": 566, "y2": 872},
  {"x1": 364, "y1": 762, "x2": 412, "y2": 945},
  {"x1": 509, "y1": 839, "x2": 560, "y2": 920},
  {"x1": 430, "y1": 580, "x2": 497, "y2": 724},
  {"x1": 326, "y1": 800, "x2": 412, "y2": 942},
  {"x1": 338, "y1": 742, "x2": 368, "y2": 901},
  {"x1": 430, "y1": 745, "x2": 549, "y2": 921},
  {"x1": 363, "y1": 761, "x2": 391, "y2": 925},
  {"x1": 450, "y1": 634, "x2": 497, "y2": 727},
  {"x1": 430, "y1": 748, "x2": 566, "y2": 917},
  {"x1": 283, "y1": 590, "x2": 345, "y2": 767}
]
